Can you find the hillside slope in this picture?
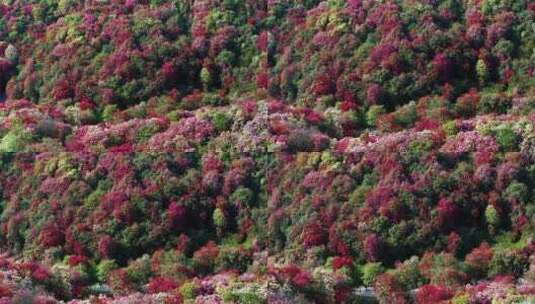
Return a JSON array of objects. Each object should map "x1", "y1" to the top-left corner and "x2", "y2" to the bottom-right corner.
[{"x1": 0, "y1": 0, "x2": 534, "y2": 303}]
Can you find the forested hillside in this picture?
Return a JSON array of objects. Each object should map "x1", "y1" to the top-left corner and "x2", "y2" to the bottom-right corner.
[{"x1": 0, "y1": 0, "x2": 534, "y2": 303}]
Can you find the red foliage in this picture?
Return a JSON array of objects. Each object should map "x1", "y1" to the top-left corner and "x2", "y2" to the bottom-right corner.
[
  {"x1": 167, "y1": 201, "x2": 187, "y2": 230},
  {"x1": 256, "y1": 31, "x2": 269, "y2": 52},
  {"x1": 312, "y1": 74, "x2": 335, "y2": 96},
  {"x1": 340, "y1": 101, "x2": 357, "y2": 112},
  {"x1": 147, "y1": 277, "x2": 178, "y2": 294},
  {"x1": 302, "y1": 222, "x2": 328, "y2": 248},
  {"x1": 292, "y1": 271, "x2": 312, "y2": 289},
  {"x1": 79, "y1": 95, "x2": 96, "y2": 110},
  {"x1": 367, "y1": 84, "x2": 383, "y2": 105},
  {"x1": 465, "y1": 242, "x2": 493, "y2": 273},
  {"x1": 0, "y1": 58, "x2": 12, "y2": 74},
  {"x1": 256, "y1": 71, "x2": 269, "y2": 89},
  {"x1": 0, "y1": 283, "x2": 12, "y2": 298},
  {"x1": 437, "y1": 197, "x2": 459, "y2": 228},
  {"x1": 202, "y1": 154, "x2": 224, "y2": 173},
  {"x1": 52, "y1": 79, "x2": 73, "y2": 100},
  {"x1": 68, "y1": 255, "x2": 88, "y2": 266},
  {"x1": 433, "y1": 53, "x2": 453, "y2": 80},
  {"x1": 455, "y1": 88, "x2": 480, "y2": 117},
  {"x1": 98, "y1": 235, "x2": 117, "y2": 259},
  {"x1": 39, "y1": 224, "x2": 65, "y2": 248},
  {"x1": 416, "y1": 284, "x2": 454, "y2": 304},
  {"x1": 22, "y1": 262, "x2": 51, "y2": 282},
  {"x1": 304, "y1": 109, "x2": 324, "y2": 124},
  {"x1": 275, "y1": 265, "x2": 313, "y2": 290},
  {"x1": 332, "y1": 256, "x2": 353, "y2": 270},
  {"x1": 447, "y1": 232, "x2": 461, "y2": 254},
  {"x1": 374, "y1": 273, "x2": 408, "y2": 304},
  {"x1": 193, "y1": 241, "x2": 219, "y2": 265},
  {"x1": 162, "y1": 61, "x2": 177, "y2": 80},
  {"x1": 364, "y1": 234, "x2": 383, "y2": 262}
]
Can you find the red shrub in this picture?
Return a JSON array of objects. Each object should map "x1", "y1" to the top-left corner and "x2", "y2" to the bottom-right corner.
[
  {"x1": 148, "y1": 277, "x2": 178, "y2": 293},
  {"x1": 374, "y1": 273, "x2": 408, "y2": 304},
  {"x1": 332, "y1": 256, "x2": 353, "y2": 270},
  {"x1": 39, "y1": 224, "x2": 65, "y2": 248},
  {"x1": 416, "y1": 284, "x2": 454, "y2": 304},
  {"x1": 437, "y1": 198, "x2": 459, "y2": 228},
  {"x1": 292, "y1": 271, "x2": 312, "y2": 289},
  {"x1": 433, "y1": 53, "x2": 453, "y2": 80},
  {"x1": 465, "y1": 242, "x2": 493, "y2": 274},
  {"x1": 312, "y1": 74, "x2": 335, "y2": 96},
  {"x1": 68, "y1": 255, "x2": 88, "y2": 266},
  {"x1": 168, "y1": 201, "x2": 187, "y2": 230},
  {"x1": 275, "y1": 265, "x2": 313, "y2": 290},
  {"x1": 364, "y1": 234, "x2": 384, "y2": 262},
  {"x1": 302, "y1": 222, "x2": 327, "y2": 248},
  {"x1": 256, "y1": 31, "x2": 269, "y2": 52},
  {"x1": 193, "y1": 241, "x2": 219, "y2": 267},
  {"x1": 98, "y1": 235, "x2": 117, "y2": 259},
  {"x1": 52, "y1": 79, "x2": 73, "y2": 100},
  {"x1": 447, "y1": 232, "x2": 461, "y2": 254}
]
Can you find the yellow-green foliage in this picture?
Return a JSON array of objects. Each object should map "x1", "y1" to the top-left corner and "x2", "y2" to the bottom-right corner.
[{"x1": 0, "y1": 122, "x2": 32, "y2": 153}]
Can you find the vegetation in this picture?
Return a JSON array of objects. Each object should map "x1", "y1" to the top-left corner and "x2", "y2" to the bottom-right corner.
[{"x1": 0, "y1": 0, "x2": 533, "y2": 303}]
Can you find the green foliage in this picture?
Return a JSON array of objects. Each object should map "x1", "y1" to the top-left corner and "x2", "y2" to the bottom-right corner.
[
  {"x1": 0, "y1": 122, "x2": 32, "y2": 153},
  {"x1": 504, "y1": 181, "x2": 529, "y2": 203},
  {"x1": 489, "y1": 250, "x2": 529, "y2": 278},
  {"x1": 359, "y1": 262, "x2": 385, "y2": 287},
  {"x1": 96, "y1": 259, "x2": 118, "y2": 282},
  {"x1": 230, "y1": 186, "x2": 254, "y2": 206},
  {"x1": 451, "y1": 293, "x2": 470, "y2": 304},
  {"x1": 125, "y1": 255, "x2": 153, "y2": 288},
  {"x1": 485, "y1": 205, "x2": 501, "y2": 229},
  {"x1": 476, "y1": 59, "x2": 489, "y2": 83},
  {"x1": 179, "y1": 281, "x2": 199, "y2": 300},
  {"x1": 495, "y1": 125, "x2": 519, "y2": 152},
  {"x1": 443, "y1": 120, "x2": 458, "y2": 136},
  {"x1": 221, "y1": 283, "x2": 266, "y2": 304},
  {"x1": 200, "y1": 67, "x2": 212, "y2": 90},
  {"x1": 213, "y1": 208, "x2": 226, "y2": 228},
  {"x1": 393, "y1": 101, "x2": 418, "y2": 128},
  {"x1": 210, "y1": 111, "x2": 233, "y2": 132},
  {"x1": 101, "y1": 105, "x2": 118, "y2": 122},
  {"x1": 366, "y1": 105, "x2": 385, "y2": 128},
  {"x1": 477, "y1": 93, "x2": 511, "y2": 114},
  {"x1": 216, "y1": 246, "x2": 252, "y2": 272}
]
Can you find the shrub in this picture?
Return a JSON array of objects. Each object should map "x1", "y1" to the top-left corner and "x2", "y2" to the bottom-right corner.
[
  {"x1": 465, "y1": 242, "x2": 493, "y2": 278},
  {"x1": 213, "y1": 208, "x2": 226, "y2": 229},
  {"x1": 0, "y1": 124, "x2": 32, "y2": 153},
  {"x1": 360, "y1": 262, "x2": 385, "y2": 287},
  {"x1": 366, "y1": 105, "x2": 385, "y2": 127},
  {"x1": 287, "y1": 129, "x2": 315, "y2": 152},
  {"x1": 476, "y1": 59, "x2": 489, "y2": 83},
  {"x1": 489, "y1": 250, "x2": 529, "y2": 278},
  {"x1": 192, "y1": 241, "x2": 220, "y2": 274},
  {"x1": 442, "y1": 120, "x2": 458, "y2": 136},
  {"x1": 477, "y1": 93, "x2": 511, "y2": 114},
  {"x1": 200, "y1": 67, "x2": 212, "y2": 89},
  {"x1": 416, "y1": 284, "x2": 454, "y2": 304},
  {"x1": 147, "y1": 277, "x2": 178, "y2": 294},
  {"x1": 504, "y1": 181, "x2": 529, "y2": 204},
  {"x1": 125, "y1": 255, "x2": 153, "y2": 288},
  {"x1": 210, "y1": 111, "x2": 232, "y2": 132},
  {"x1": 101, "y1": 105, "x2": 118, "y2": 122},
  {"x1": 495, "y1": 125, "x2": 519, "y2": 151},
  {"x1": 230, "y1": 186, "x2": 254, "y2": 206},
  {"x1": 96, "y1": 259, "x2": 118, "y2": 282},
  {"x1": 485, "y1": 205, "x2": 501, "y2": 231}
]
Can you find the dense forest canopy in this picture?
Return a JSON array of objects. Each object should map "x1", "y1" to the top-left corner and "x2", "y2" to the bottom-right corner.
[{"x1": 0, "y1": 0, "x2": 533, "y2": 303}]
